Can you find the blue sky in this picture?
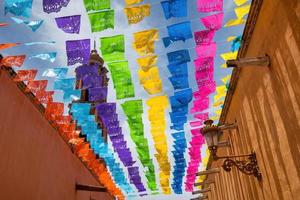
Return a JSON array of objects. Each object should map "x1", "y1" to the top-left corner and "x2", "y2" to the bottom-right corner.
[{"x1": 0, "y1": 0, "x2": 248, "y2": 199}]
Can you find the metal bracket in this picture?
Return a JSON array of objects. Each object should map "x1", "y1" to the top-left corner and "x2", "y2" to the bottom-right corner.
[
  {"x1": 75, "y1": 183, "x2": 107, "y2": 193},
  {"x1": 194, "y1": 179, "x2": 215, "y2": 187},
  {"x1": 222, "y1": 152, "x2": 262, "y2": 181},
  {"x1": 218, "y1": 140, "x2": 231, "y2": 148},
  {"x1": 226, "y1": 55, "x2": 270, "y2": 68},
  {"x1": 190, "y1": 194, "x2": 208, "y2": 200},
  {"x1": 196, "y1": 168, "x2": 221, "y2": 176},
  {"x1": 192, "y1": 187, "x2": 211, "y2": 195}
]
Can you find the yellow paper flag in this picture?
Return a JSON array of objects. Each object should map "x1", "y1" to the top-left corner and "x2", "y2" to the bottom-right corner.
[
  {"x1": 234, "y1": 0, "x2": 248, "y2": 6},
  {"x1": 124, "y1": 4, "x2": 150, "y2": 24},
  {"x1": 147, "y1": 95, "x2": 171, "y2": 193},
  {"x1": 138, "y1": 67, "x2": 160, "y2": 84},
  {"x1": 224, "y1": 18, "x2": 246, "y2": 27},
  {"x1": 221, "y1": 74, "x2": 231, "y2": 84},
  {"x1": 210, "y1": 115, "x2": 220, "y2": 121},
  {"x1": 226, "y1": 36, "x2": 237, "y2": 42},
  {"x1": 213, "y1": 100, "x2": 224, "y2": 107},
  {"x1": 215, "y1": 109, "x2": 222, "y2": 115},
  {"x1": 133, "y1": 29, "x2": 158, "y2": 55},
  {"x1": 235, "y1": 4, "x2": 251, "y2": 19},
  {"x1": 214, "y1": 85, "x2": 227, "y2": 102},
  {"x1": 216, "y1": 85, "x2": 227, "y2": 95},
  {"x1": 220, "y1": 51, "x2": 238, "y2": 62},
  {"x1": 125, "y1": 0, "x2": 143, "y2": 5},
  {"x1": 137, "y1": 55, "x2": 158, "y2": 71}
]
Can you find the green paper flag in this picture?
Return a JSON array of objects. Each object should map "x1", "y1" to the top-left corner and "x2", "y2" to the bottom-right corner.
[
  {"x1": 115, "y1": 85, "x2": 135, "y2": 99},
  {"x1": 88, "y1": 10, "x2": 114, "y2": 32},
  {"x1": 122, "y1": 100, "x2": 158, "y2": 191},
  {"x1": 108, "y1": 61, "x2": 135, "y2": 99},
  {"x1": 100, "y1": 35, "x2": 125, "y2": 63},
  {"x1": 83, "y1": 0, "x2": 110, "y2": 11}
]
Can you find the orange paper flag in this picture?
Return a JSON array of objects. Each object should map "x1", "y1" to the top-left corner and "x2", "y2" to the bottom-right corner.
[
  {"x1": 13, "y1": 69, "x2": 37, "y2": 82},
  {"x1": 55, "y1": 115, "x2": 72, "y2": 125},
  {"x1": 25, "y1": 80, "x2": 48, "y2": 94},
  {"x1": 45, "y1": 102, "x2": 64, "y2": 121},
  {"x1": 0, "y1": 43, "x2": 20, "y2": 51},
  {"x1": 35, "y1": 90, "x2": 54, "y2": 104},
  {"x1": 0, "y1": 55, "x2": 26, "y2": 67}
]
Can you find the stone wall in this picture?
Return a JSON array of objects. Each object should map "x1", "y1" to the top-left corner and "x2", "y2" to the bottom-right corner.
[
  {"x1": 204, "y1": 0, "x2": 300, "y2": 199},
  {"x1": 0, "y1": 71, "x2": 113, "y2": 200}
]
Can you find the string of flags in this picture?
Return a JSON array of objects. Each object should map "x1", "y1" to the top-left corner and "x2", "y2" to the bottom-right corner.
[{"x1": 1, "y1": 0, "x2": 251, "y2": 198}]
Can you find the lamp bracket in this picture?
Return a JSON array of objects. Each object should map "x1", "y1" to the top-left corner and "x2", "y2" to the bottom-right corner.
[
  {"x1": 218, "y1": 122, "x2": 237, "y2": 131},
  {"x1": 222, "y1": 152, "x2": 262, "y2": 180},
  {"x1": 226, "y1": 55, "x2": 270, "y2": 68}
]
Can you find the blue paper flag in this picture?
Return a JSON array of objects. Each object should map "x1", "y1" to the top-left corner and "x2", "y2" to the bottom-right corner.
[
  {"x1": 169, "y1": 75, "x2": 189, "y2": 90},
  {"x1": 167, "y1": 49, "x2": 191, "y2": 64},
  {"x1": 53, "y1": 78, "x2": 75, "y2": 90},
  {"x1": 42, "y1": 68, "x2": 68, "y2": 78},
  {"x1": 63, "y1": 89, "x2": 81, "y2": 101},
  {"x1": 231, "y1": 36, "x2": 242, "y2": 52},
  {"x1": 167, "y1": 62, "x2": 188, "y2": 76},
  {"x1": 11, "y1": 17, "x2": 44, "y2": 31},
  {"x1": 23, "y1": 41, "x2": 55, "y2": 46},
  {"x1": 29, "y1": 52, "x2": 56, "y2": 62},
  {"x1": 161, "y1": 0, "x2": 187, "y2": 19},
  {"x1": 163, "y1": 21, "x2": 193, "y2": 47},
  {"x1": 5, "y1": 0, "x2": 33, "y2": 18}
]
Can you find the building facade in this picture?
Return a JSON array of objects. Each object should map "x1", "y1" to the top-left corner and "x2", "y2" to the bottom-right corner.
[
  {"x1": 0, "y1": 71, "x2": 113, "y2": 200},
  {"x1": 202, "y1": 0, "x2": 300, "y2": 199}
]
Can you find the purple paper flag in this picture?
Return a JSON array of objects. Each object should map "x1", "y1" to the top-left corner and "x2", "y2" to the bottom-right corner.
[
  {"x1": 76, "y1": 64, "x2": 99, "y2": 79},
  {"x1": 55, "y1": 15, "x2": 81, "y2": 34},
  {"x1": 82, "y1": 75, "x2": 103, "y2": 89},
  {"x1": 66, "y1": 39, "x2": 90, "y2": 66},
  {"x1": 88, "y1": 87, "x2": 108, "y2": 102},
  {"x1": 43, "y1": 0, "x2": 71, "y2": 14}
]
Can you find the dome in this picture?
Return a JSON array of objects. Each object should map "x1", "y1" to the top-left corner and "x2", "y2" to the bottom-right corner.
[{"x1": 89, "y1": 50, "x2": 104, "y2": 66}]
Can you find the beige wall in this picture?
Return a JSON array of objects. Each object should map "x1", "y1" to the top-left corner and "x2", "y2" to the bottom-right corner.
[
  {"x1": 0, "y1": 71, "x2": 113, "y2": 200},
  {"x1": 206, "y1": 0, "x2": 300, "y2": 199}
]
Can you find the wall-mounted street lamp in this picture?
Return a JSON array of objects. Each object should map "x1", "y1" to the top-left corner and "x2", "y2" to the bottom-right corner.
[{"x1": 201, "y1": 119, "x2": 262, "y2": 180}]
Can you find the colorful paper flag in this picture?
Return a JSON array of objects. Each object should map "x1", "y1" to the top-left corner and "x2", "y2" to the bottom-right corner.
[
  {"x1": 124, "y1": 4, "x2": 151, "y2": 24},
  {"x1": 55, "y1": 15, "x2": 81, "y2": 34},
  {"x1": 88, "y1": 10, "x2": 114, "y2": 32}
]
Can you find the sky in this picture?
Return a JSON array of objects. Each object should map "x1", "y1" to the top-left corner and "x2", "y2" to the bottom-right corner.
[{"x1": 0, "y1": 0, "x2": 248, "y2": 199}]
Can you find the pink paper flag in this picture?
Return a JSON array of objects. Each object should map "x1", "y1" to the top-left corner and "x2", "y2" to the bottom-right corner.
[
  {"x1": 191, "y1": 97, "x2": 209, "y2": 113},
  {"x1": 191, "y1": 128, "x2": 202, "y2": 136},
  {"x1": 194, "y1": 57, "x2": 214, "y2": 71},
  {"x1": 193, "y1": 82, "x2": 216, "y2": 98},
  {"x1": 195, "y1": 42, "x2": 217, "y2": 58},
  {"x1": 197, "y1": 0, "x2": 223, "y2": 13},
  {"x1": 194, "y1": 112, "x2": 209, "y2": 121},
  {"x1": 201, "y1": 12, "x2": 224, "y2": 30},
  {"x1": 190, "y1": 121, "x2": 204, "y2": 127},
  {"x1": 185, "y1": 126, "x2": 206, "y2": 192},
  {"x1": 196, "y1": 72, "x2": 214, "y2": 86},
  {"x1": 194, "y1": 30, "x2": 216, "y2": 45}
]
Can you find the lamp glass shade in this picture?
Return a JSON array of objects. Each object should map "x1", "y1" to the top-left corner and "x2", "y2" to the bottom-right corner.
[{"x1": 204, "y1": 130, "x2": 219, "y2": 148}]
